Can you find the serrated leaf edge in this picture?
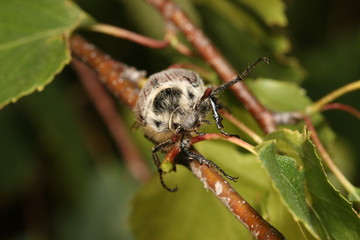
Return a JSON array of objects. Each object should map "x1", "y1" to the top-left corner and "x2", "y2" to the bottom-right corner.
[{"x1": 0, "y1": 1, "x2": 89, "y2": 110}]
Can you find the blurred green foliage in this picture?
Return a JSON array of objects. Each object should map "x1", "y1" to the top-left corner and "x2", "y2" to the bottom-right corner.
[{"x1": 0, "y1": 0, "x2": 359, "y2": 239}]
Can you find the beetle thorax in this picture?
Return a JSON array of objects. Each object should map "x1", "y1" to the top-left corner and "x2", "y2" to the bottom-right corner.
[{"x1": 135, "y1": 69, "x2": 210, "y2": 143}]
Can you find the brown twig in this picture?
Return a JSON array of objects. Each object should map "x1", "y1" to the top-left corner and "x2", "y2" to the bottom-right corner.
[
  {"x1": 70, "y1": 34, "x2": 145, "y2": 109},
  {"x1": 71, "y1": 57, "x2": 151, "y2": 183},
  {"x1": 189, "y1": 160, "x2": 285, "y2": 240},
  {"x1": 305, "y1": 80, "x2": 360, "y2": 116},
  {"x1": 145, "y1": 0, "x2": 276, "y2": 133},
  {"x1": 322, "y1": 103, "x2": 360, "y2": 119}
]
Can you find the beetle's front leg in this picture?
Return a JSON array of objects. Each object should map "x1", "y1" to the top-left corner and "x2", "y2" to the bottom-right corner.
[{"x1": 209, "y1": 96, "x2": 239, "y2": 138}]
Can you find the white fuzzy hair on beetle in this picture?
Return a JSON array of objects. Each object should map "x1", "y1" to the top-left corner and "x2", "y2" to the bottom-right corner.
[{"x1": 134, "y1": 57, "x2": 269, "y2": 191}]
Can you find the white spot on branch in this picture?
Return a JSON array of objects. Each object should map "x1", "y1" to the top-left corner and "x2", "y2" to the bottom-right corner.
[{"x1": 215, "y1": 181, "x2": 223, "y2": 195}]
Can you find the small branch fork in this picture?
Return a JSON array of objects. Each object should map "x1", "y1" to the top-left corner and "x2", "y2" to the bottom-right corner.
[{"x1": 305, "y1": 80, "x2": 360, "y2": 116}]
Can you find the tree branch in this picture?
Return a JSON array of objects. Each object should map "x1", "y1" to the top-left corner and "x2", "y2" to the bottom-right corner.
[
  {"x1": 70, "y1": 34, "x2": 145, "y2": 109},
  {"x1": 189, "y1": 160, "x2": 285, "y2": 240}
]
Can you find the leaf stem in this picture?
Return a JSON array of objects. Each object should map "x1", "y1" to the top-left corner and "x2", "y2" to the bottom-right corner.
[
  {"x1": 322, "y1": 103, "x2": 360, "y2": 119},
  {"x1": 87, "y1": 23, "x2": 193, "y2": 55},
  {"x1": 87, "y1": 23, "x2": 169, "y2": 48},
  {"x1": 191, "y1": 133, "x2": 257, "y2": 155},
  {"x1": 161, "y1": 133, "x2": 256, "y2": 173},
  {"x1": 306, "y1": 80, "x2": 360, "y2": 115},
  {"x1": 220, "y1": 109, "x2": 263, "y2": 144}
]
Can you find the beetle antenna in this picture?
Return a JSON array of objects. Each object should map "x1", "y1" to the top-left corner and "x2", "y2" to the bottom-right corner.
[{"x1": 212, "y1": 56, "x2": 270, "y2": 95}]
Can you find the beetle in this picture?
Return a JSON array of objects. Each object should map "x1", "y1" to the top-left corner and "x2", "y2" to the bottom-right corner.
[{"x1": 134, "y1": 57, "x2": 269, "y2": 191}]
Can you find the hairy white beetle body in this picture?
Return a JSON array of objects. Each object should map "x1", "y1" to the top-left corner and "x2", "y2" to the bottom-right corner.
[
  {"x1": 133, "y1": 57, "x2": 269, "y2": 191},
  {"x1": 135, "y1": 69, "x2": 210, "y2": 144}
]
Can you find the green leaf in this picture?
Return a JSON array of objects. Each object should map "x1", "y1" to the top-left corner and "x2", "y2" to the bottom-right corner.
[
  {"x1": 130, "y1": 154, "x2": 255, "y2": 240},
  {"x1": 237, "y1": 0, "x2": 287, "y2": 27},
  {"x1": 0, "y1": 0, "x2": 90, "y2": 109},
  {"x1": 246, "y1": 78, "x2": 338, "y2": 148},
  {"x1": 247, "y1": 78, "x2": 311, "y2": 112},
  {"x1": 256, "y1": 129, "x2": 360, "y2": 240}
]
